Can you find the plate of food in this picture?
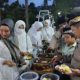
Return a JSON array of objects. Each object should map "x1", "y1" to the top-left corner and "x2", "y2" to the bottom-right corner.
[{"x1": 31, "y1": 63, "x2": 53, "y2": 74}]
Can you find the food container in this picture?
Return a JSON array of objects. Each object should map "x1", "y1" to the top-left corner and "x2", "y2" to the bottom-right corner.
[
  {"x1": 40, "y1": 73, "x2": 59, "y2": 80},
  {"x1": 20, "y1": 71, "x2": 39, "y2": 80}
]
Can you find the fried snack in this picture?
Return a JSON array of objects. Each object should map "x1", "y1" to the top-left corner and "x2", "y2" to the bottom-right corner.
[{"x1": 23, "y1": 53, "x2": 33, "y2": 60}]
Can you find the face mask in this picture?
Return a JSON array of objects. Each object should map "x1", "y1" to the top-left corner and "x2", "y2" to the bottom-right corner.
[
  {"x1": 37, "y1": 27, "x2": 42, "y2": 31},
  {"x1": 15, "y1": 28, "x2": 25, "y2": 35}
]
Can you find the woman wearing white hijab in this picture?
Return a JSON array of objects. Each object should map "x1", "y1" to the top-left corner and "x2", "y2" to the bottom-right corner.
[
  {"x1": 14, "y1": 20, "x2": 33, "y2": 53},
  {"x1": 28, "y1": 21, "x2": 43, "y2": 58},
  {"x1": 42, "y1": 19, "x2": 55, "y2": 43},
  {"x1": 14, "y1": 20, "x2": 33, "y2": 68}
]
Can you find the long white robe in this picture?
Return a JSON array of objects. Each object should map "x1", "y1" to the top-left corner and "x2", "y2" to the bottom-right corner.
[
  {"x1": 0, "y1": 40, "x2": 19, "y2": 80},
  {"x1": 28, "y1": 21, "x2": 43, "y2": 58},
  {"x1": 14, "y1": 20, "x2": 33, "y2": 67},
  {"x1": 42, "y1": 19, "x2": 55, "y2": 43},
  {"x1": 28, "y1": 21, "x2": 43, "y2": 47}
]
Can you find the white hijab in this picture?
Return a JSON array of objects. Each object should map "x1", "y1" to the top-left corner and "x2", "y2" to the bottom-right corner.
[
  {"x1": 42, "y1": 19, "x2": 55, "y2": 43},
  {"x1": 14, "y1": 20, "x2": 33, "y2": 53},
  {"x1": 28, "y1": 21, "x2": 43, "y2": 47}
]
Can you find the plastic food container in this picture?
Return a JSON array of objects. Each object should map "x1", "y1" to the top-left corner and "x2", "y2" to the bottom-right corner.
[
  {"x1": 20, "y1": 71, "x2": 39, "y2": 80},
  {"x1": 40, "y1": 73, "x2": 59, "y2": 80}
]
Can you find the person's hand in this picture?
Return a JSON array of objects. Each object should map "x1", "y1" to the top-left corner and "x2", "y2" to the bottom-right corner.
[
  {"x1": 55, "y1": 64, "x2": 72, "y2": 75},
  {"x1": 71, "y1": 68, "x2": 80, "y2": 76},
  {"x1": 55, "y1": 65, "x2": 66, "y2": 74},
  {"x1": 51, "y1": 54, "x2": 63, "y2": 63},
  {"x1": 3, "y1": 60, "x2": 16, "y2": 67},
  {"x1": 51, "y1": 55, "x2": 58, "y2": 63}
]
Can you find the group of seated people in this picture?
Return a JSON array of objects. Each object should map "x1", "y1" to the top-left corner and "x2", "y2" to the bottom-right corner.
[
  {"x1": 0, "y1": 17, "x2": 55, "y2": 80},
  {"x1": 0, "y1": 14, "x2": 80, "y2": 80}
]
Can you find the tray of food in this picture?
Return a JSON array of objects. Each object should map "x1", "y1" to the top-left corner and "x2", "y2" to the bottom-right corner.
[
  {"x1": 34, "y1": 57, "x2": 51, "y2": 64},
  {"x1": 31, "y1": 62, "x2": 53, "y2": 74}
]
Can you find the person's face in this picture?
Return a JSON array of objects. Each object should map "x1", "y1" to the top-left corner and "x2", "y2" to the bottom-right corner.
[
  {"x1": 18, "y1": 24, "x2": 25, "y2": 29},
  {"x1": 44, "y1": 21, "x2": 48, "y2": 27},
  {"x1": 63, "y1": 34, "x2": 75, "y2": 44},
  {"x1": 0, "y1": 25, "x2": 10, "y2": 39},
  {"x1": 71, "y1": 26, "x2": 80, "y2": 38}
]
